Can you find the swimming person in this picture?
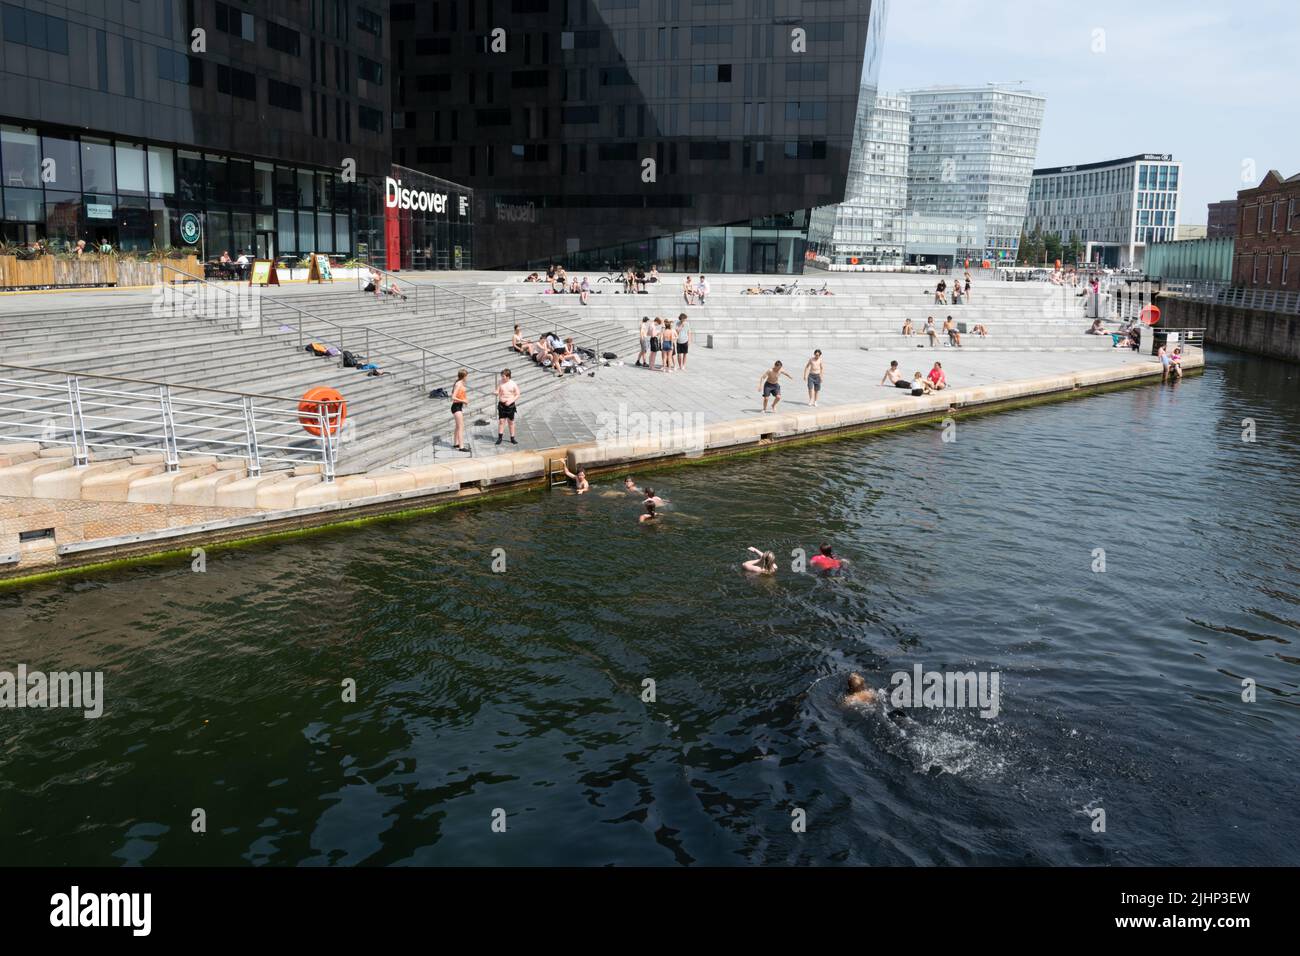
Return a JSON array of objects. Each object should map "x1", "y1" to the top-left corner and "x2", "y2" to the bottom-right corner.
[
  {"x1": 803, "y1": 350, "x2": 825, "y2": 406},
  {"x1": 843, "y1": 673, "x2": 877, "y2": 706},
  {"x1": 742, "y1": 547, "x2": 777, "y2": 575},
  {"x1": 450, "y1": 368, "x2": 469, "y2": 452},
  {"x1": 639, "y1": 500, "x2": 660, "y2": 524},
  {"x1": 562, "y1": 464, "x2": 589, "y2": 494},
  {"x1": 624, "y1": 477, "x2": 641, "y2": 496},
  {"x1": 809, "y1": 544, "x2": 844, "y2": 572},
  {"x1": 642, "y1": 487, "x2": 665, "y2": 508},
  {"x1": 759, "y1": 360, "x2": 794, "y2": 413}
]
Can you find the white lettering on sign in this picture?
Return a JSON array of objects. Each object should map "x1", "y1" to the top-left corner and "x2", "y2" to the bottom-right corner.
[
  {"x1": 459, "y1": 195, "x2": 469, "y2": 217},
  {"x1": 385, "y1": 176, "x2": 448, "y2": 214}
]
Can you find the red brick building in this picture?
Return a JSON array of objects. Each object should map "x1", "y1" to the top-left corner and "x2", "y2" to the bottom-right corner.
[
  {"x1": 1207, "y1": 199, "x2": 1238, "y2": 238},
  {"x1": 1233, "y1": 171, "x2": 1299, "y2": 289}
]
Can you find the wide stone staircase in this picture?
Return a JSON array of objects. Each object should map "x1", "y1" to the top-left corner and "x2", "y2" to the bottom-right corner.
[
  {"x1": 461, "y1": 272, "x2": 1120, "y2": 353},
  {"x1": 0, "y1": 279, "x2": 639, "y2": 479}
]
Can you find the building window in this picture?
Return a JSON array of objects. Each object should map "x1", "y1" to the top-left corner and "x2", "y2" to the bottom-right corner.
[
  {"x1": 358, "y1": 106, "x2": 384, "y2": 132},
  {"x1": 1, "y1": 4, "x2": 70, "y2": 54},
  {"x1": 1272, "y1": 200, "x2": 1281, "y2": 232},
  {"x1": 214, "y1": 1, "x2": 254, "y2": 42},
  {"x1": 1257, "y1": 204, "x2": 1266, "y2": 233},
  {"x1": 216, "y1": 65, "x2": 256, "y2": 100},
  {"x1": 267, "y1": 79, "x2": 302, "y2": 111},
  {"x1": 356, "y1": 7, "x2": 383, "y2": 36},
  {"x1": 1288, "y1": 198, "x2": 1296, "y2": 232},
  {"x1": 1283, "y1": 253, "x2": 1290, "y2": 286},
  {"x1": 266, "y1": 21, "x2": 300, "y2": 56},
  {"x1": 1266, "y1": 253, "x2": 1274, "y2": 285},
  {"x1": 357, "y1": 55, "x2": 383, "y2": 85},
  {"x1": 1252, "y1": 254, "x2": 1259, "y2": 284}
]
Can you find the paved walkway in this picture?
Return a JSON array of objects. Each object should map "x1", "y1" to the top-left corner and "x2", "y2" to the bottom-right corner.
[{"x1": 385, "y1": 343, "x2": 1158, "y2": 468}]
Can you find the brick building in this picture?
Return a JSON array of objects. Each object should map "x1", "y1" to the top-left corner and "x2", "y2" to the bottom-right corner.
[
  {"x1": 1233, "y1": 171, "x2": 1299, "y2": 289},
  {"x1": 1207, "y1": 198, "x2": 1238, "y2": 238}
]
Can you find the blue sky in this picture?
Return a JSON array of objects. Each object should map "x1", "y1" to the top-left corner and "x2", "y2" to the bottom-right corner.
[{"x1": 875, "y1": 0, "x2": 1299, "y2": 222}]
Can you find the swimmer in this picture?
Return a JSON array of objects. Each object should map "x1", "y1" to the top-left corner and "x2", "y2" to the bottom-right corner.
[
  {"x1": 742, "y1": 547, "x2": 777, "y2": 575},
  {"x1": 639, "y1": 500, "x2": 659, "y2": 524},
  {"x1": 623, "y1": 476, "x2": 641, "y2": 496},
  {"x1": 843, "y1": 673, "x2": 877, "y2": 706},
  {"x1": 642, "y1": 487, "x2": 665, "y2": 508},
  {"x1": 808, "y1": 543, "x2": 845, "y2": 572},
  {"x1": 562, "y1": 464, "x2": 589, "y2": 494}
]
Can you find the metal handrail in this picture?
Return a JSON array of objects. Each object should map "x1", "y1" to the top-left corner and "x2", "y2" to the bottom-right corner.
[
  {"x1": 424, "y1": 280, "x2": 603, "y2": 374},
  {"x1": 1160, "y1": 281, "x2": 1300, "y2": 315},
  {"x1": 0, "y1": 362, "x2": 339, "y2": 480}
]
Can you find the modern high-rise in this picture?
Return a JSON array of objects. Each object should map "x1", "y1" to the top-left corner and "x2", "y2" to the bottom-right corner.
[
  {"x1": 902, "y1": 85, "x2": 1044, "y2": 268},
  {"x1": 807, "y1": 89, "x2": 908, "y2": 266},
  {"x1": 1024, "y1": 154, "x2": 1183, "y2": 269},
  {"x1": 391, "y1": 0, "x2": 883, "y2": 273}
]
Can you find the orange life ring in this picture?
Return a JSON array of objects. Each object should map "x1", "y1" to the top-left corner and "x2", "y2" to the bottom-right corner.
[
  {"x1": 1139, "y1": 305, "x2": 1161, "y2": 326},
  {"x1": 299, "y1": 386, "x2": 347, "y2": 436}
]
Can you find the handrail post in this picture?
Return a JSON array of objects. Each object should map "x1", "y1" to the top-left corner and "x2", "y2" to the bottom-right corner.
[
  {"x1": 66, "y1": 376, "x2": 89, "y2": 466},
  {"x1": 422, "y1": 351, "x2": 427, "y2": 394},
  {"x1": 317, "y1": 407, "x2": 336, "y2": 482},
  {"x1": 159, "y1": 385, "x2": 180, "y2": 472},
  {"x1": 242, "y1": 396, "x2": 262, "y2": 477}
]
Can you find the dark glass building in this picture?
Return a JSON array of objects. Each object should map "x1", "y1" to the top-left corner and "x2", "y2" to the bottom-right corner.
[
  {"x1": 391, "y1": 0, "x2": 880, "y2": 273},
  {"x1": 0, "y1": 0, "x2": 471, "y2": 267}
]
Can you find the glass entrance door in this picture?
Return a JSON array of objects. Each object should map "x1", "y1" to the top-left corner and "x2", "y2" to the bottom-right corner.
[
  {"x1": 255, "y1": 231, "x2": 274, "y2": 260},
  {"x1": 752, "y1": 242, "x2": 778, "y2": 273},
  {"x1": 673, "y1": 241, "x2": 699, "y2": 274}
]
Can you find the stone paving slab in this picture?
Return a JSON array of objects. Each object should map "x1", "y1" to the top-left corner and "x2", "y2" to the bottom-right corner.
[{"x1": 378, "y1": 343, "x2": 1160, "y2": 470}]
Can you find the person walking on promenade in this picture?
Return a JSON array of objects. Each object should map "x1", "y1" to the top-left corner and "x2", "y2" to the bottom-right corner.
[
  {"x1": 922, "y1": 316, "x2": 939, "y2": 347},
  {"x1": 759, "y1": 360, "x2": 793, "y2": 413},
  {"x1": 803, "y1": 349, "x2": 825, "y2": 406},
  {"x1": 451, "y1": 369, "x2": 470, "y2": 452},
  {"x1": 637, "y1": 316, "x2": 651, "y2": 367},
  {"x1": 675, "y1": 313, "x2": 693, "y2": 370},
  {"x1": 495, "y1": 368, "x2": 520, "y2": 445}
]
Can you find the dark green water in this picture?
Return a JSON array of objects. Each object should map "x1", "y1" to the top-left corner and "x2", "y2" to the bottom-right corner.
[{"x1": 1, "y1": 349, "x2": 1297, "y2": 866}]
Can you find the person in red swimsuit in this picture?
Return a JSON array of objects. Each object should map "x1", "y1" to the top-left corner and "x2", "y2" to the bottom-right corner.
[{"x1": 808, "y1": 543, "x2": 844, "y2": 572}]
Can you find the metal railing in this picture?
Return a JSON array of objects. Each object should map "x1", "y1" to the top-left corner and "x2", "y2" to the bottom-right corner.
[
  {"x1": 354, "y1": 262, "x2": 422, "y2": 312},
  {"x1": 0, "y1": 362, "x2": 340, "y2": 480},
  {"x1": 424, "y1": 281, "x2": 603, "y2": 375},
  {"x1": 1160, "y1": 281, "x2": 1300, "y2": 315}
]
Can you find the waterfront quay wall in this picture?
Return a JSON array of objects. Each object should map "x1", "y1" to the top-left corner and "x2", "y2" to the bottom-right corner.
[
  {"x1": 1161, "y1": 294, "x2": 1300, "y2": 363},
  {"x1": 0, "y1": 354, "x2": 1200, "y2": 584}
]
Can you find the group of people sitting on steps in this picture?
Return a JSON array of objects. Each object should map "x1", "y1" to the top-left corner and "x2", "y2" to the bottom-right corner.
[{"x1": 510, "y1": 325, "x2": 589, "y2": 376}]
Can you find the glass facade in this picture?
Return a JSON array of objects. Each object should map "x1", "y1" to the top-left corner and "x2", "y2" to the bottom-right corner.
[
  {"x1": 1025, "y1": 154, "x2": 1182, "y2": 268},
  {"x1": 391, "y1": 0, "x2": 881, "y2": 271},
  {"x1": 903, "y1": 86, "x2": 1045, "y2": 265},
  {"x1": 808, "y1": 89, "x2": 909, "y2": 266},
  {"x1": 0, "y1": 120, "x2": 472, "y2": 269}
]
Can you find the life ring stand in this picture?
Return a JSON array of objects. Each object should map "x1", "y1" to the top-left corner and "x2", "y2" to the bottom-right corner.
[{"x1": 299, "y1": 386, "x2": 347, "y2": 436}]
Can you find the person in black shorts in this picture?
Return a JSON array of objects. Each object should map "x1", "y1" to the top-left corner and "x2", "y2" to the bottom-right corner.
[
  {"x1": 675, "y1": 313, "x2": 692, "y2": 370},
  {"x1": 450, "y1": 368, "x2": 469, "y2": 451},
  {"x1": 758, "y1": 360, "x2": 793, "y2": 413},
  {"x1": 495, "y1": 368, "x2": 520, "y2": 445}
]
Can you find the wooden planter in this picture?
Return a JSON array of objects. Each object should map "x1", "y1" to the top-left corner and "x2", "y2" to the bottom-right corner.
[
  {"x1": 53, "y1": 258, "x2": 117, "y2": 287},
  {"x1": 0, "y1": 256, "x2": 57, "y2": 288},
  {"x1": 114, "y1": 260, "x2": 162, "y2": 286}
]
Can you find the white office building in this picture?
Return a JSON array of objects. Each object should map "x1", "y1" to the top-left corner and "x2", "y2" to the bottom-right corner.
[
  {"x1": 808, "y1": 90, "x2": 910, "y2": 266},
  {"x1": 1024, "y1": 154, "x2": 1183, "y2": 269},
  {"x1": 902, "y1": 85, "x2": 1045, "y2": 268}
]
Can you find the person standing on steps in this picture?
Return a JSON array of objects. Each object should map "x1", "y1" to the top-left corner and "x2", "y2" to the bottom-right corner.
[
  {"x1": 451, "y1": 369, "x2": 470, "y2": 452},
  {"x1": 803, "y1": 349, "x2": 825, "y2": 406},
  {"x1": 637, "y1": 316, "x2": 651, "y2": 368},
  {"x1": 759, "y1": 360, "x2": 793, "y2": 413},
  {"x1": 495, "y1": 368, "x2": 520, "y2": 445},
  {"x1": 675, "y1": 313, "x2": 693, "y2": 371}
]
